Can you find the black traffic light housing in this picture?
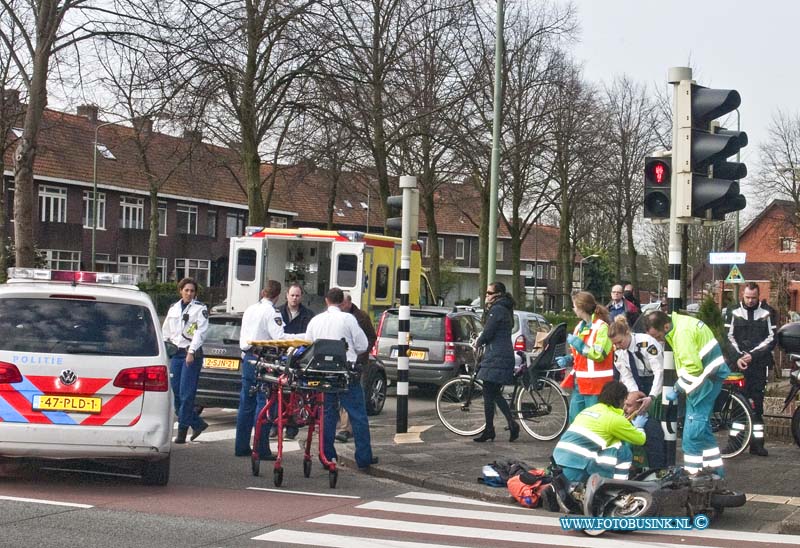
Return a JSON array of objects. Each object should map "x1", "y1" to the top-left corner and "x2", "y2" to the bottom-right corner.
[
  {"x1": 678, "y1": 84, "x2": 747, "y2": 220},
  {"x1": 643, "y1": 156, "x2": 672, "y2": 219},
  {"x1": 385, "y1": 195, "x2": 403, "y2": 234}
]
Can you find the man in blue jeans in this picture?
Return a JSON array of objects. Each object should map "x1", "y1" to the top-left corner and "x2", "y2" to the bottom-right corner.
[
  {"x1": 305, "y1": 287, "x2": 377, "y2": 470},
  {"x1": 235, "y1": 281, "x2": 286, "y2": 458}
]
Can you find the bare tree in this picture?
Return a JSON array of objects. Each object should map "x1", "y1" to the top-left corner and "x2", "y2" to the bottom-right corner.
[
  {"x1": 758, "y1": 110, "x2": 800, "y2": 220},
  {"x1": 602, "y1": 75, "x2": 658, "y2": 289},
  {"x1": 93, "y1": 29, "x2": 202, "y2": 283},
  {"x1": 0, "y1": 2, "x2": 26, "y2": 279},
  {"x1": 178, "y1": 0, "x2": 321, "y2": 226}
]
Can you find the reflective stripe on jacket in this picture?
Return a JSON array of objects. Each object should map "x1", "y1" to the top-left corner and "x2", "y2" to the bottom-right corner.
[
  {"x1": 571, "y1": 315, "x2": 614, "y2": 395},
  {"x1": 665, "y1": 312, "x2": 729, "y2": 395}
]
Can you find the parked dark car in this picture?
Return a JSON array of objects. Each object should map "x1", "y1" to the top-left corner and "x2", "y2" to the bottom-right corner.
[
  {"x1": 374, "y1": 306, "x2": 483, "y2": 389},
  {"x1": 195, "y1": 313, "x2": 387, "y2": 416}
]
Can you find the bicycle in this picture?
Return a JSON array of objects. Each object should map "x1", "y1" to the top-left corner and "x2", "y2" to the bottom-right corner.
[
  {"x1": 712, "y1": 372, "x2": 754, "y2": 458},
  {"x1": 435, "y1": 323, "x2": 569, "y2": 441}
]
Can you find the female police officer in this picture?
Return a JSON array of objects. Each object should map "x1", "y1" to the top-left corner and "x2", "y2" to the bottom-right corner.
[{"x1": 162, "y1": 277, "x2": 208, "y2": 444}]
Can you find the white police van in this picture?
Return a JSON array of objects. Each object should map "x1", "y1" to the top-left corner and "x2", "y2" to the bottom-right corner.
[{"x1": 0, "y1": 269, "x2": 172, "y2": 485}]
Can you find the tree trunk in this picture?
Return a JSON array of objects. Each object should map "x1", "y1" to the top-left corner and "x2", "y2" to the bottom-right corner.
[
  {"x1": 422, "y1": 190, "x2": 441, "y2": 296},
  {"x1": 626, "y1": 216, "x2": 638, "y2": 301},
  {"x1": 148, "y1": 187, "x2": 160, "y2": 283},
  {"x1": 242, "y1": 137, "x2": 264, "y2": 226},
  {"x1": 558, "y1": 206, "x2": 572, "y2": 311},
  {"x1": 511, "y1": 230, "x2": 522, "y2": 303}
]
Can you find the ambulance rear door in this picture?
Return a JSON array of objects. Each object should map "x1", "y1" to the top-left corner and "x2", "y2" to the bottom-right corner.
[
  {"x1": 227, "y1": 237, "x2": 268, "y2": 314},
  {"x1": 330, "y1": 241, "x2": 365, "y2": 307}
]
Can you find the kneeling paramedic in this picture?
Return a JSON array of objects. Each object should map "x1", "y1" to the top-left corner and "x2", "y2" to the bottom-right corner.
[
  {"x1": 552, "y1": 381, "x2": 646, "y2": 483},
  {"x1": 644, "y1": 310, "x2": 731, "y2": 477}
]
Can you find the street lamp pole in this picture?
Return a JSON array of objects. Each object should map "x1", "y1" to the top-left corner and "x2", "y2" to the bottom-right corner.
[
  {"x1": 92, "y1": 119, "x2": 127, "y2": 270},
  {"x1": 579, "y1": 254, "x2": 599, "y2": 290},
  {"x1": 687, "y1": 265, "x2": 694, "y2": 305}
]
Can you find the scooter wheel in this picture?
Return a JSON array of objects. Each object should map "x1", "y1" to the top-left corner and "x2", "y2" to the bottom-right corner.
[
  {"x1": 329, "y1": 469, "x2": 338, "y2": 488},
  {"x1": 711, "y1": 490, "x2": 746, "y2": 508},
  {"x1": 581, "y1": 528, "x2": 607, "y2": 537},
  {"x1": 251, "y1": 455, "x2": 260, "y2": 477},
  {"x1": 303, "y1": 459, "x2": 312, "y2": 478},
  {"x1": 274, "y1": 467, "x2": 284, "y2": 487}
]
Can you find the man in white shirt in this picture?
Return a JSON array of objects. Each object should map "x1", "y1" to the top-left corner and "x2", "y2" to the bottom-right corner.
[
  {"x1": 235, "y1": 280, "x2": 286, "y2": 459},
  {"x1": 305, "y1": 287, "x2": 377, "y2": 470}
]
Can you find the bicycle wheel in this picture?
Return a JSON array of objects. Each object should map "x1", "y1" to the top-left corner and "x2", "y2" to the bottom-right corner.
[
  {"x1": 714, "y1": 391, "x2": 753, "y2": 459},
  {"x1": 436, "y1": 376, "x2": 486, "y2": 436},
  {"x1": 515, "y1": 377, "x2": 568, "y2": 441}
]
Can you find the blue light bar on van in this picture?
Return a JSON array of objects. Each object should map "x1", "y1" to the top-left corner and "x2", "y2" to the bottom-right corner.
[
  {"x1": 7, "y1": 268, "x2": 138, "y2": 286},
  {"x1": 244, "y1": 226, "x2": 264, "y2": 236}
]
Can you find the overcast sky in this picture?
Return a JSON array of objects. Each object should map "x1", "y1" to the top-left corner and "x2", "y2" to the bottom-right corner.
[{"x1": 569, "y1": 0, "x2": 798, "y2": 212}]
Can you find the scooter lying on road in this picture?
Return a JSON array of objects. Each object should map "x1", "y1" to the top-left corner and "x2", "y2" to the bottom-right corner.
[
  {"x1": 777, "y1": 323, "x2": 800, "y2": 448},
  {"x1": 548, "y1": 465, "x2": 746, "y2": 536}
]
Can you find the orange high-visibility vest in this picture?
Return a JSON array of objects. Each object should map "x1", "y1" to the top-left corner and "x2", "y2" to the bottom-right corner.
[{"x1": 571, "y1": 318, "x2": 614, "y2": 395}]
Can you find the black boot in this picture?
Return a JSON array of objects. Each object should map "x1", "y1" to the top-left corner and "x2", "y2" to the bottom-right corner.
[
  {"x1": 473, "y1": 429, "x2": 495, "y2": 442},
  {"x1": 174, "y1": 428, "x2": 188, "y2": 444},
  {"x1": 749, "y1": 437, "x2": 768, "y2": 457},
  {"x1": 190, "y1": 419, "x2": 208, "y2": 441},
  {"x1": 509, "y1": 421, "x2": 520, "y2": 442}
]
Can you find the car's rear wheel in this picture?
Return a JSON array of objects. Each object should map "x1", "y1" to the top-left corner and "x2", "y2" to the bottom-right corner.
[
  {"x1": 363, "y1": 365, "x2": 387, "y2": 416},
  {"x1": 141, "y1": 455, "x2": 170, "y2": 486}
]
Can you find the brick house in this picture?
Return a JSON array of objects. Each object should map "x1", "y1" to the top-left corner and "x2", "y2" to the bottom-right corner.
[
  {"x1": 693, "y1": 199, "x2": 800, "y2": 314},
  {"x1": 3, "y1": 102, "x2": 564, "y2": 307}
]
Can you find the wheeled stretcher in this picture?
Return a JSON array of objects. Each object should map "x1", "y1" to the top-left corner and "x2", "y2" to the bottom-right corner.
[{"x1": 249, "y1": 339, "x2": 353, "y2": 488}]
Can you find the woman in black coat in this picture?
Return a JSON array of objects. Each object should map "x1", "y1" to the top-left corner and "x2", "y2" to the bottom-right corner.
[{"x1": 474, "y1": 281, "x2": 520, "y2": 442}]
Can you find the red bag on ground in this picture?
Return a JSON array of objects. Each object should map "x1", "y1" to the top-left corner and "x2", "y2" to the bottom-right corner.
[{"x1": 507, "y1": 468, "x2": 549, "y2": 508}]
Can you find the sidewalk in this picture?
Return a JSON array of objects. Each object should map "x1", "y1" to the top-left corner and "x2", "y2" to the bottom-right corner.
[{"x1": 336, "y1": 407, "x2": 800, "y2": 535}]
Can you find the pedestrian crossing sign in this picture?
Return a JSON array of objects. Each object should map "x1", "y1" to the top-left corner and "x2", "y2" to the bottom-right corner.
[{"x1": 725, "y1": 264, "x2": 745, "y2": 283}]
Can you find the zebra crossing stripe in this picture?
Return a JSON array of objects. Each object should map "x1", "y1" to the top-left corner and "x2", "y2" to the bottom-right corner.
[
  {"x1": 395, "y1": 491, "x2": 516, "y2": 509},
  {"x1": 252, "y1": 530, "x2": 469, "y2": 548},
  {"x1": 357, "y1": 501, "x2": 557, "y2": 526},
  {"x1": 307, "y1": 514, "x2": 710, "y2": 548}
]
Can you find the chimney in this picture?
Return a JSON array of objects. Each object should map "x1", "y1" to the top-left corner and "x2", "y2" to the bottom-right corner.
[
  {"x1": 133, "y1": 115, "x2": 153, "y2": 134},
  {"x1": 183, "y1": 129, "x2": 202, "y2": 142},
  {"x1": 76, "y1": 104, "x2": 98, "y2": 123}
]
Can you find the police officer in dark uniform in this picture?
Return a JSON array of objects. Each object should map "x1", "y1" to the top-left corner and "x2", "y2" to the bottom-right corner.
[{"x1": 727, "y1": 282, "x2": 776, "y2": 456}]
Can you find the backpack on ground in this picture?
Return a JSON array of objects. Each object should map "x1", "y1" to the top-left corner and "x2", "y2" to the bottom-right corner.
[
  {"x1": 477, "y1": 458, "x2": 532, "y2": 487},
  {"x1": 507, "y1": 468, "x2": 551, "y2": 508}
]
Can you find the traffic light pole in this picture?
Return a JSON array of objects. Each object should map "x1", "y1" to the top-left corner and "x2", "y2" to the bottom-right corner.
[
  {"x1": 395, "y1": 175, "x2": 417, "y2": 434},
  {"x1": 662, "y1": 66, "x2": 692, "y2": 467}
]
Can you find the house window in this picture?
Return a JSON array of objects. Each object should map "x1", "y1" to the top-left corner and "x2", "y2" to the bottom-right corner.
[
  {"x1": 38, "y1": 185, "x2": 67, "y2": 223},
  {"x1": 438, "y1": 237, "x2": 444, "y2": 259},
  {"x1": 780, "y1": 237, "x2": 797, "y2": 253},
  {"x1": 420, "y1": 237, "x2": 428, "y2": 257},
  {"x1": 550, "y1": 265, "x2": 557, "y2": 279},
  {"x1": 158, "y1": 201, "x2": 168, "y2": 236},
  {"x1": 82, "y1": 191, "x2": 106, "y2": 229},
  {"x1": 207, "y1": 210, "x2": 217, "y2": 238},
  {"x1": 176, "y1": 203, "x2": 198, "y2": 234},
  {"x1": 270, "y1": 216, "x2": 287, "y2": 228},
  {"x1": 226, "y1": 211, "x2": 246, "y2": 238},
  {"x1": 496, "y1": 241, "x2": 504, "y2": 262},
  {"x1": 118, "y1": 255, "x2": 167, "y2": 283},
  {"x1": 175, "y1": 258, "x2": 210, "y2": 286},
  {"x1": 42, "y1": 249, "x2": 80, "y2": 270},
  {"x1": 455, "y1": 239, "x2": 465, "y2": 260},
  {"x1": 120, "y1": 196, "x2": 144, "y2": 229},
  {"x1": 536, "y1": 264, "x2": 544, "y2": 279}
]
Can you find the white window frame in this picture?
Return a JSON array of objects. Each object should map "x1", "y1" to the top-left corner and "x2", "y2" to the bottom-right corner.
[
  {"x1": 176, "y1": 203, "x2": 198, "y2": 235},
  {"x1": 158, "y1": 201, "x2": 168, "y2": 236},
  {"x1": 438, "y1": 237, "x2": 444, "y2": 259},
  {"x1": 207, "y1": 209, "x2": 217, "y2": 237},
  {"x1": 536, "y1": 264, "x2": 544, "y2": 279},
  {"x1": 175, "y1": 258, "x2": 211, "y2": 286},
  {"x1": 455, "y1": 239, "x2": 465, "y2": 260},
  {"x1": 42, "y1": 249, "x2": 80, "y2": 270},
  {"x1": 269, "y1": 216, "x2": 287, "y2": 228},
  {"x1": 226, "y1": 211, "x2": 246, "y2": 238},
  {"x1": 496, "y1": 241, "x2": 504, "y2": 262},
  {"x1": 38, "y1": 185, "x2": 67, "y2": 223},
  {"x1": 550, "y1": 265, "x2": 557, "y2": 279},
  {"x1": 96, "y1": 143, "x2": 116, "y2": 160},
  {"x1": 118, "y1": 255, "x2": 167, "y2": 283},
  {"x1": 780, "y1": 237, "x2": 797, "y2": 253},
  {"x1": 120, "y1": 196, "x2": 144, "y2": 229},
  {"x1": 82, "y1": 190, "x2": 106, "y2": 229},
  {"x1": 421, "y1": 237, "x2": 428, "y2": 257}
]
